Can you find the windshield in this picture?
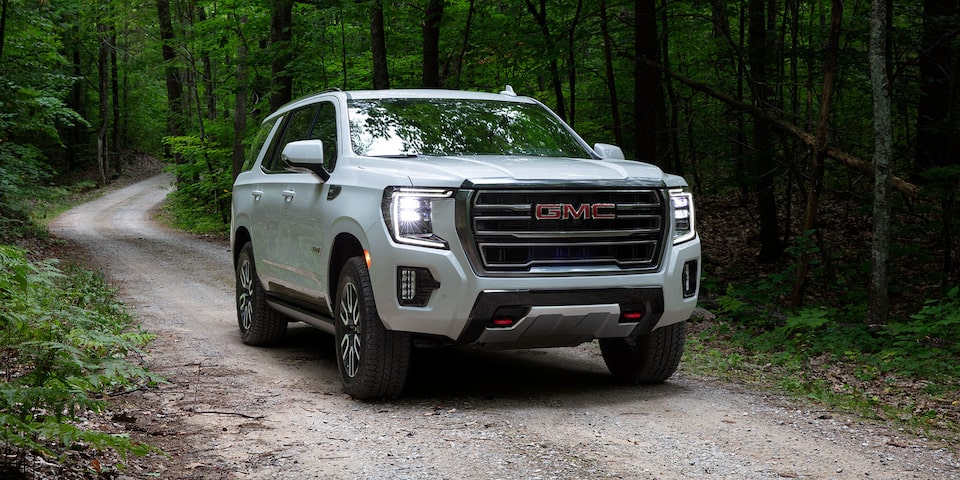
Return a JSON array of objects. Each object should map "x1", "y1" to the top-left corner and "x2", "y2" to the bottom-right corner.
[{"x1": 348, "y1": 98, "x2": 589, "y2": 158}]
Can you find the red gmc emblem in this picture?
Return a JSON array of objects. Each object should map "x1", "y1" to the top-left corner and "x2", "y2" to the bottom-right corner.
[{"x1": 534, "y1": 203, "x2": 616, "y2": 220}]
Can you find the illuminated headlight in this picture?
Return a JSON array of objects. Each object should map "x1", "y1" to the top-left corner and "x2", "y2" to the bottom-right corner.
[
  {"x1": 670, "y1": 189, "x2": 696, "y2": 244},
  {"x1": 382, "y1": 187, "x2": 454, "y2": 249}
]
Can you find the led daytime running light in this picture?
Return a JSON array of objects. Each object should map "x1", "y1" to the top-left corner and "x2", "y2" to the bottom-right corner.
[{"x1": 670, "y1": 189, "x2": 696, "y2": 245}]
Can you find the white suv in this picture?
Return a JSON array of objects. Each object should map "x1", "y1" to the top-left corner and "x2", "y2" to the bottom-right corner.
[{"x1": 231, "y1": 87, "x2": 700, "y2": 399}]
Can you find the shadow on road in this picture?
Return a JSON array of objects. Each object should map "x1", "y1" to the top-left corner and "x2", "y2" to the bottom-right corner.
[
  {"x1": 262, "y1": 323, "x2": 689, "y2": 402},
  {"x1": 404, "y1": 346, "x2": 689, "y2": 402}
]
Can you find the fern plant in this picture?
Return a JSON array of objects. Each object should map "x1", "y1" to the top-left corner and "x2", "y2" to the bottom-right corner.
[{"x1": 0, "y1": 246, "x2": 162, "y2": 460}]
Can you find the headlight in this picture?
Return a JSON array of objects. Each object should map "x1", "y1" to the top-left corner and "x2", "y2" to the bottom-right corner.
[
  {"x1": 670, "y1": 189, "x2": 696, "y2": 244},
  {"x1": 382, "y1": 187, "x2": 454, "y2": 249}
]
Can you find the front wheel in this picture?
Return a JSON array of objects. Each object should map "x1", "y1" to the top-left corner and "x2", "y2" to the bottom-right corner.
[
  {"x1": 235, "y1": 242, "x2": 287, "y2": 345},
  {"x1": 599, "y1": 321, "x2": 686, "y2": 384},
  {"x1": 334, "y1": 257, "x2": 411, "y2": 400}
]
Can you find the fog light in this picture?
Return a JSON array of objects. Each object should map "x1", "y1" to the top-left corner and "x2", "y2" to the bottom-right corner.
[
  {"x1": 682, "y1": 260, "x2": 698, "y2": 298},
  {"x1": 397, "y1": 267, "x2": 440, "y2": 307},
  {"x1": 400, "y1": 269, "x2": 417, "y2": 301}
]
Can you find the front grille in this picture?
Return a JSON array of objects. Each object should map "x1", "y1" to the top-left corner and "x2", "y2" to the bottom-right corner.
[{"x1": 464, "y1": 189, "x2": 666, "y2": 274}]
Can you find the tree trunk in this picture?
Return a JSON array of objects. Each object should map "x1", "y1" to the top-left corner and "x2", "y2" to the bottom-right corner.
[
  {"x1": 98, "y1": 21, "x2": 110, "y2": 186},
  {"x1": 660, "y1": 0, "x2": 681, "y2": 173},
  {"x1": 566, "y1": 0, "x2": 583, "y2": 127},
  {"x1": 340, "y1": 6, "x2": 348, "y2": 89},
  {"x1": 65, "y1": 24, "x2": 84, "y2": 172},
  {"x1": 790, "y1": 0, "x2": 843, "y2": 307},
  {"x1": 198, "y1": 6, "x2": 216, "y2": 121},
  {"x1": 371, "y1": 0, "x2": 389, "y2": 89},
  {"x1": 452, "y1": 0, "x2": 475, "y2": 89},
  {"x1": 269, "y1": 0, "x2": 293, "y2": 112},
  {"x1": 524, "y1": 0, "x2": 567, "y2": 121},
  {"x1": 156, "y1": 0, "x2": 183, "y2": 180},
  {"x1": 111, "y1": 26, "x2": 121, "y2": 176},
  {"x1": 867, "y1": 0, "x2": 893, "y2": 325},
  {"x1": 0, "y1": 0, "x2": 7, "y2": 62},
  {"x1": 634, "y1": 0, "x2": 661, "y2": 163},
  {"x1": 748, "y1": 0, "x2": 781, "y2": 263},
  {"x1": 599, "y1": 0, "x2": 623, "y2": 146},
  {"x1": 422, "y1": 0, "x2": 444, "y2": 88},
  {"x1": 233, "y1": 20, "x2": 249, "y2": 180}
]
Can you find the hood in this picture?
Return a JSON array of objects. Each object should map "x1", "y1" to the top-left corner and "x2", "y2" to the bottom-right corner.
[{"x1": 361, "y1": 155, "x2": 671, "y2": 188}]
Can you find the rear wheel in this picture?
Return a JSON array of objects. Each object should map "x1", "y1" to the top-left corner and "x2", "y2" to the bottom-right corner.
[
  {"x1": 599, "y1": 321, "x2": 686, "y2": 384},
  {"x1": 335, "y1": 257, "x2": 411, "y2": 400},
  {"x1": 235, "y1": 242, "x2": 287, "y2": 345}
]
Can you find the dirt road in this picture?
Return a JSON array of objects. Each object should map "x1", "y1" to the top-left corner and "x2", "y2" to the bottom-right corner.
[{"x1": 48, "y1": 174, "x2": 958, "y2": 479}]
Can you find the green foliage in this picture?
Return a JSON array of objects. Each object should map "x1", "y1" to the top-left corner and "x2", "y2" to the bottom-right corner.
[
  {"x1": 784, "y1": 307, "x2": 832, "y2": 332},
  {"x1": 0, "y1": 0, "x2": 90, "y2": 241},
  {"x1": 698, "y1": 278, "x2": 960, "y2": 432},
  {"x1": 874, "y1": 287, "x2": 960, "y2": 377},
  {"x1": 0, "y1": 143, "x2": 56, "y2": 241},
  {"x1": 0, "y1": 246, "x2": 161, "y2": 459},
  {"x1": 162, "y1": 135, "x2": 232, "y2": 234}
]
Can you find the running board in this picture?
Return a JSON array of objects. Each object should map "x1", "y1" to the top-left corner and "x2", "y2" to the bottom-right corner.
[{"x1": 266, "y1": 298, "x2": 336, "y2": 335}]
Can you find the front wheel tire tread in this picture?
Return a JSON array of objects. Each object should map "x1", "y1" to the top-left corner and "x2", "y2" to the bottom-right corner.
[
  {"x1": 334, "y1": 257, "x2": 411, "y2": 400},
  {"x1": 599, "y1": 321, "x2": 687, "y2": 384}
]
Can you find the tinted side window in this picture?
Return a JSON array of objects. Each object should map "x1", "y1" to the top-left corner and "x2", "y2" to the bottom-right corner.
[
  {"x1": 241, "y1": 116, "x2": 280, "y2": 172},
  {"x1": 263, "y1": 106, "x2": 319, "y2": 172},
  {"x1": 310, "y1": 102, "x2": 338, "y2": 172}
]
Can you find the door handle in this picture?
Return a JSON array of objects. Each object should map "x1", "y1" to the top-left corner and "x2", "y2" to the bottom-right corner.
[
  {"x1": 252, "y1": 190, "x2": 263, "y2": 200},
  {"x1": 282, "y1": 190, "x2": 296, "y2": 202}
]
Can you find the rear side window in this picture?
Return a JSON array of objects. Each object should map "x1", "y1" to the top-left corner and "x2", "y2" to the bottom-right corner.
[{"x1": 241, "y1": 116, "x2": 281, "y2": 172}]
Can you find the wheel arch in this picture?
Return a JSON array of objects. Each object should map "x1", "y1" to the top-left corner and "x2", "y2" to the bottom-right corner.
[
  {"x1": 232, "y1": 226, "x2": 252, "y2": 267},
  {"x1": 329, "y1": 232, "x2": 365, "y2": 305}
]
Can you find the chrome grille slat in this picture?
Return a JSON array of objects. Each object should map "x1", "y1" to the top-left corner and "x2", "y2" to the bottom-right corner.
[{"x1": 466, "y1": 188, "x2": 666, "y2": 273}]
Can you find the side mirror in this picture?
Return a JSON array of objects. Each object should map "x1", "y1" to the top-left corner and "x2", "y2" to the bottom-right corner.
[
  {"x1": 281, "y1": 140, "x2": 329, "y2": 181},
  {"x1": 594, "y1": 143, "x2": 625, "y2": 160}
]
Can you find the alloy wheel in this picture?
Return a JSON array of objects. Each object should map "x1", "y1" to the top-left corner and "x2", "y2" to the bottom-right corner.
[
  {"x1": 237, "y1": 257, "x2": 254, "y2": 332},
  {"x1": 339, "y1": 282, "x2": 362, "y2": 378}
]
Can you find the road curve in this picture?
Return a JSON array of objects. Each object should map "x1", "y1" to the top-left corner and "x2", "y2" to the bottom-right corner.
[{"x1": 48, "y1": 174, "x2": 958, "y2": 479}]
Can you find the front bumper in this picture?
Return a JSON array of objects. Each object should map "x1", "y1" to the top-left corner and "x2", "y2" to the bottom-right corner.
[
  {"x1": 367, "y1": 225, "x2": 700, "y2": 346},
  {"x1": 461, "y1": 287, "x2": 664, "y2": 348}
]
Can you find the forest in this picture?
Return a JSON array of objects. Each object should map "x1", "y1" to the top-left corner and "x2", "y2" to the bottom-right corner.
[{"x1": 1, "y1": 0, "x2": 959, "y2": 467}]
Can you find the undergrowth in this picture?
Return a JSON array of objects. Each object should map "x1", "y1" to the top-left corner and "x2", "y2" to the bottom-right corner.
[
  {"x1": 686, "y1": 275, "x2": 960, "y2": 439},
  {"x1": 162, "y1": 135, "x2": 232, "y2": 235},
  {"x1": 0, "y1": 245, "x2": 163, "y2": 475}
]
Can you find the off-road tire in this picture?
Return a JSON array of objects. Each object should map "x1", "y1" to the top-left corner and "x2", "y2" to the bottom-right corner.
[
  {"x1": 335, "y1": 257, "x2": 412, "y2": 400},
  {"x1": 599, "y1": 321, "x2": 686, "y2": 384},
  {"x1": 235, "y1": 242, "x2": 287, "y2": 345}
]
